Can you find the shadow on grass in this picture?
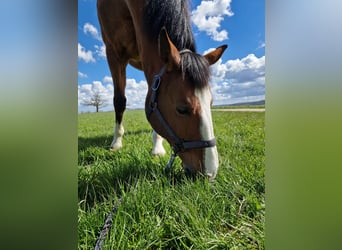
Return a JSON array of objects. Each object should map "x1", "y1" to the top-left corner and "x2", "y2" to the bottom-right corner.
[
  {"x1": 77, "y1": 128, "x2": 196, "y2": 208},
  {"x1": 78, "y1": 126, "x2": 210, "y2": 209},
  {"x1": 78, "y1": 129, "x2": 152, "y2": 166},
  {"x1": 78, "y1": 129, "x2": 152, "y2": 151},
  {"x1": 78, "y1": 156, "x2": 191, "y2": 209}
]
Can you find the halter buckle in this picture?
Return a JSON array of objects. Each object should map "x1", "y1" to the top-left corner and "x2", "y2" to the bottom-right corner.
[
  {"x1": 174, "y1": 141, "x2": 184, "y2": 154},
  {"x1": 150, "y1": 102, "x2": 157, "y2": 111}
]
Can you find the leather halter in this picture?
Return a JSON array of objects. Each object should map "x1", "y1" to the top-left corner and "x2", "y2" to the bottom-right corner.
[{"x1": 146, "y1": 58, "x2": 216, "y2": 169}]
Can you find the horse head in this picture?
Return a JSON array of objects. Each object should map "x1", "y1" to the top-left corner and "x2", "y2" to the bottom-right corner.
[{"x1": 146, "y1": 28, "x2": 227, "y2": 179}]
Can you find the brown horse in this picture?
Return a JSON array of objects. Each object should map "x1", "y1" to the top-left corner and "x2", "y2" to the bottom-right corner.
[{"x1": 97, "y1": 0, "x2": 227, "y2": 179}]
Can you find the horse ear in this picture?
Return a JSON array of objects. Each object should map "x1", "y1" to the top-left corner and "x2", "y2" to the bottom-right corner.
[
  {"x1": 204, "y1": 45, "x2": 228, "y2": 65},
  {"x1": 159, "y1": 27, "x2": 181, "y2": 69}
]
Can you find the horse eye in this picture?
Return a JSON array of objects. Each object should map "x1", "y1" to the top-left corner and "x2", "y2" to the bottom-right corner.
[{"x1": 176, "y1": 106, "x2": 191, "y2": 116}]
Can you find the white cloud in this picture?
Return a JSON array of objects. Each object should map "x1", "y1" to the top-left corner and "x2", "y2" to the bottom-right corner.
[
  {"x1": 78, "y1": 71, "x2": 88, "y2": 78},
  {"x1": 78, "y1": 81, "x2": 113, "y2": 111},
  {"x1": 191, "y1": 0, "x2": 234, "y2": 41},
  {"x1": 82, "y1": 22, "x2": 106, "y2": 59},
  {"x1": 103, "y1": 76, "x2": 112, "y2": 83},
  {"x1": 209, "y1": 54, "x2": 265, "y2": 105},
  {"x1": 78, "y1": 43, "x2": 95, "y2": 63},
  {"x1": 83, "y1": 22, "x2": 101, "y2": 41},
  {"x1": 95, "y1": 44, "x2": 106, "y2": 58},
  {"x1": 257, "y1": 41, "x2": 265, "y2": 50},
  {"x1": 125, "y1": 79, "x2": 148, "y2": 109},
  {"x1": 78, "y1": 78, "x2": 148, "y2": 112}
]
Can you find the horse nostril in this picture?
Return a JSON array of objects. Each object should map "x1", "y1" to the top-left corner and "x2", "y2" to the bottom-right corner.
[{"x1": 182, "y1": 163, "x2": 192, "y2": 172}]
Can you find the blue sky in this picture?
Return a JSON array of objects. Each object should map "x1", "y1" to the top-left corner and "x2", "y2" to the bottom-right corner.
[{"x1": 78, "y1": 0, "x2": 265, "y2": 112}]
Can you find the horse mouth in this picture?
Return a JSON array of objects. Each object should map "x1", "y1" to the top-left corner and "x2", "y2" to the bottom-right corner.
[
  {"x1": 182, "y1": 163, "x2": 203, "y2": 177},
  {"x1": 182, "y1": 163, "x2": 194, "y2": 173},
  {"x1": 182, "y1": 163, "x2": 216, "y2": 180}
]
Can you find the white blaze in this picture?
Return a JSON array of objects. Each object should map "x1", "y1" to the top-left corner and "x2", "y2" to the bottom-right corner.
[{"x1": 195, "y1": 87, "x2": 219, "y2": 179}]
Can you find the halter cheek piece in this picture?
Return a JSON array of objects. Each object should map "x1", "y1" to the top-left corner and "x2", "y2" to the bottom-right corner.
[{"x1": 146, "y1": 51, "x2": 216, "y2": 169}]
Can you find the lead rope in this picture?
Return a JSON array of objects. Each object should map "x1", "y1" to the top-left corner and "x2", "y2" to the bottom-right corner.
[{"x1": 94, "y1": 198, "x2": 122, "y2": 250}]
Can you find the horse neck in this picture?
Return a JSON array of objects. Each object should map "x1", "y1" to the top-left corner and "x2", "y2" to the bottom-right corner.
[
  {"x1": 140, "y1": 44, "x2": 164, "y2": 87},
  {"x1": 124, "y1": 1, "x2": 172, "y2": 86}
]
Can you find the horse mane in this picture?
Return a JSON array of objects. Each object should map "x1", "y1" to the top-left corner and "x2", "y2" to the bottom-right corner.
[{"x1": 143, "y1": 0, "x2": 210, "y2": 88}]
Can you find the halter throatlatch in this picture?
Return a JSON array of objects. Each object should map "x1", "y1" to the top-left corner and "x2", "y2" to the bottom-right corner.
[{"x1": 146, "y1": 63, "x2": 216, "y2": 169}]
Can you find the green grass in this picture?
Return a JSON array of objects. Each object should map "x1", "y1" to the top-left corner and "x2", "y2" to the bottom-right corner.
[
  {"x1": 78, "y1": 110, "x2": 265, "y2": 249},
  {"x1": 212, "y1": 105, "x2": 265, "y2": 109}
]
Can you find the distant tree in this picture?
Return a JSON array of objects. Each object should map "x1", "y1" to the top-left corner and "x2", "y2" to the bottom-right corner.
[{"x1": 81, "y1": 91, "x2": 108, "y2": 112}]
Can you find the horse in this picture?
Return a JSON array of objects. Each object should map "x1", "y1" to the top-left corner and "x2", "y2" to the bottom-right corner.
[{"x1": 97, "y1": 0, "x2": 227, "y2": 179}]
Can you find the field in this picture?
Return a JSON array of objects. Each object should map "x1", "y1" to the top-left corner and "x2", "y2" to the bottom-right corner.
[
  {"x1": 78, "y1": 109, "x2": 265, "y2": 249},
  {"x1": 212, "y1": 105, "x2": 265, "y2": 110}
]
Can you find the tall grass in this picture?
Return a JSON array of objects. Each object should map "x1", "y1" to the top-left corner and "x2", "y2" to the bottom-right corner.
[{"x1": 78, "y1": 110, "x2": 265, "y2": 249}]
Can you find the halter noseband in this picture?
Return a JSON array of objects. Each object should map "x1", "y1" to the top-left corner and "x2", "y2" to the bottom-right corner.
[{"x1": 146, "y1": 61, "x2": 216, "y2": 169}]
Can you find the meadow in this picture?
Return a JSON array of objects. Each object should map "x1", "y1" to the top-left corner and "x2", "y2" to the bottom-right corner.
[{"x1": 78, "y1": 109, "x2": 265, "y2": 249}]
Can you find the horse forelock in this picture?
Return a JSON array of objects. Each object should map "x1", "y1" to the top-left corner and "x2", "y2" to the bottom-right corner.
[{"x1": 180, "y1": 52, "x2": 210, "y2": 89}]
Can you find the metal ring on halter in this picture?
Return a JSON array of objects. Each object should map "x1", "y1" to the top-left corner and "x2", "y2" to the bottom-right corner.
[{"x1": 151, "y1": 76, "x2": 161, "y2": 91}]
